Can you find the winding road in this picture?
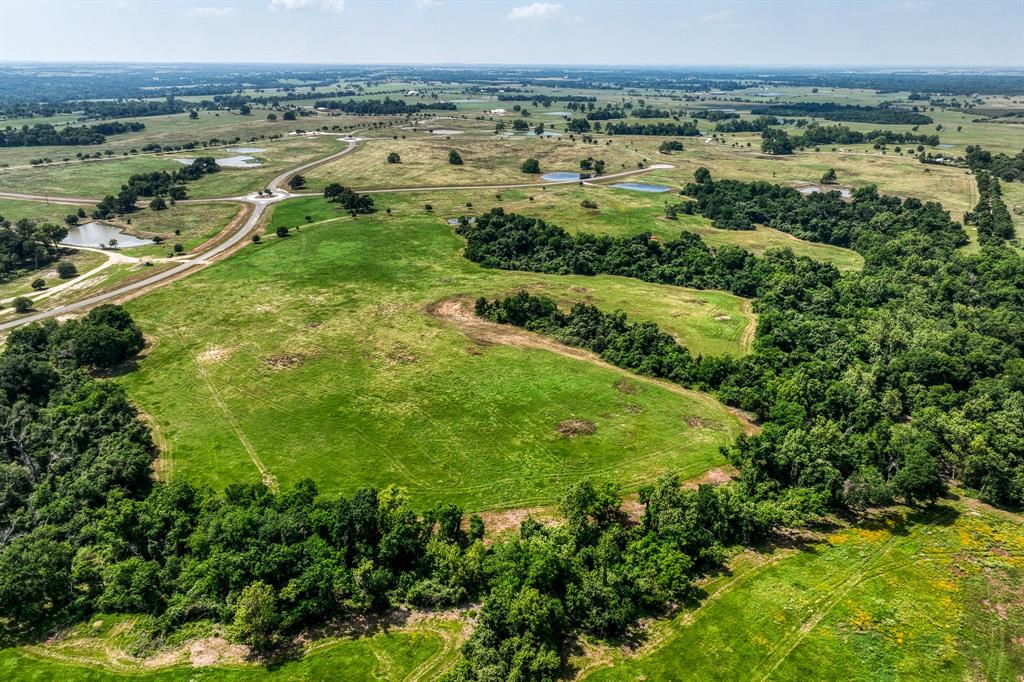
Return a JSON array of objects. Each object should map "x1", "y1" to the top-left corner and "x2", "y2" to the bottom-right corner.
[{"x1": 0, "y1": 139, "x2": 675, "y2": 332}]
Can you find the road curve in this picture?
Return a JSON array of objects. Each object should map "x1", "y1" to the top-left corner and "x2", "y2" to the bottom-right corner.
[{"x1": 0, "y1": 139, "x2": 358, "y2": 331}]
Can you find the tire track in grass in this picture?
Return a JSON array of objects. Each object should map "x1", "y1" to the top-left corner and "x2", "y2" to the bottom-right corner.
[
  {"x1": 752, "y1": 534, "x2": 899, "y2": 681},
  {"x1": 173, "y1": 326, "x2": 278, "y2": 490}
]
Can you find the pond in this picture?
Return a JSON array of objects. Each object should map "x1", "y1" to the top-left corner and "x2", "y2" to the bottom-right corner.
[
  {"x1": 542, "y1": 172, "x2": 582, "y2": 182},
  {"x1": 611, "y1": 183, "x2": 672, "y2": 193},
  {"x1": 62, "y1": 222, "x2": 152, "y2": 249},
  {"x1": 799, "y1": 185, "x2": 852, "y2": 198},
  {"x1": 176, "y1": 155, "x2": 261, "y2": 168},
  {"x1": 228, "y1": 147, "x2": 266, "y2": 153},
  {"x1": 429, "y1": 129, "x2": 465, "y2": 135},
  {"x1": 542, "y1": 111, "x2": 572, "y2": 116}
]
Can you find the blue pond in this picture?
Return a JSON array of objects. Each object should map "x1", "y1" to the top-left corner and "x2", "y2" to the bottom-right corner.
[
  {"x1": 610, "y1": 183, "x2": 672, "y2": 193},
  {"x1": 542, "y1": 172, "x2": 582, "y2": 182}
]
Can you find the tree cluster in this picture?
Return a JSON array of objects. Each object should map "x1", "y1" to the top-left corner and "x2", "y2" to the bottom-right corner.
[
  {"x1": 323, "y1": 184, "x2": 375, "y2": 213},
  {"x1": 750, "y1": 103, "x2": 933, "y2": 125},
  {"x1": 0, "y1": 121, "x2": 145, "y2": 147}
]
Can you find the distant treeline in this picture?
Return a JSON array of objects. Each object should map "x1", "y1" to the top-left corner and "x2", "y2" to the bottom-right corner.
[
  {"x1": 691, "y1": 110, "x2": 739, "y2": 121},
  {"x1": 311, "y1": 97, "x2": 441, "y2": 115},
  {"x1": 750, "y1": 102, "x2": 933, "y2": 125},
  {"x1": 714, "y1": 116, "x2": 780, "y2": 132},
  {"x1": 760, "y1": 124, "x2": 940, "y2": 153},
  {"x1": 603, "y1": 120, "x2": 701, "y2": 136},
  {"x1": 0, "y1": 121, "x2": 144, "y2": 147},
  {"x1": 496, "y1": 94, "x2": 596, "y2": 104}
]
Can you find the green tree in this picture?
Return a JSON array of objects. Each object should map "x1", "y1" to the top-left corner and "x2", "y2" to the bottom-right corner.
[
  {"x1": 448, "y1": 149, "x2": 463, "y2": 165},
  {"x1": 821, "y1": 168, "x2": 838, "y2": 184},
  {"x1": 56, "y1": 260, "x2": 77, "y2": 279},
  {"x1": 231, "y1": 581, "x2": 280, "y2": 652},
  {"x1": 288, "y1": 174, "x2": 306, "y2": 190},
  {"x1": 12, "y1": 297, "x2": 32, "y2": 314},
  {"x1": 387, "y1": 152, "x2": 401, "y2": 164},
  {"x1": 520, "y1": 158, "x2": 541, "y2": 174}
]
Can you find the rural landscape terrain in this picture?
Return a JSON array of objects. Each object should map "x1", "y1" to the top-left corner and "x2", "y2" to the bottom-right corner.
[{"x1": 0, "y1": 6, "x2": 1023, "y2": 679}]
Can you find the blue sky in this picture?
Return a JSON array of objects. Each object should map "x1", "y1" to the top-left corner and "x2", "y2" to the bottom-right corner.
[{"x1": 1, "y1": 0, "x2": 1021, "y2": 66}]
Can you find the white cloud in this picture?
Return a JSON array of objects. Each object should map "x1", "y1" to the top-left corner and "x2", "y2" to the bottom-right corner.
[
  {"x1": 269, "y1": 0, "x2": 345, "y2": 12},
  {"x1": 414, "y1": 0, "x2": 440, "y2": 6},
  {"x1": 507, "y1": 2, "x2": 563, "y2": 20},
  {"x1": 190, "y1": 6, "x2": 233, "y2": 17},
  {"x1": 699, "y1": 9, "x2": 735, "y2": 23}
]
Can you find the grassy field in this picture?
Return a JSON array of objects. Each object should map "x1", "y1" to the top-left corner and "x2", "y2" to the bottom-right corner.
[
  {"x1": 0, "y1": 248, "x2": 106, "y2": 300},
  {"x1": 582, "y1": 498, "x2": 1024, "y2": 681},
  {"x1": 0, "y1": 135, "x2": 348, "y2": 200},
  {"x1": 1, "y1": 617, "x2": 458, "y2": 681},
  {"x1": 107, "y1": 202, "x2": 245, "y2": 256},
  {"x1": 301, "y1": 134, "x2": 647, "y2": 191},
  {"x1": 116, "y1": 194, "x2": 751, "y2": 511}
]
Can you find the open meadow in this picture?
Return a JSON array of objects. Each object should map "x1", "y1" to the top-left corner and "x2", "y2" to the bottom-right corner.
[{"x1": 116, "y1": 193, "x2": 753, "y2": 511}]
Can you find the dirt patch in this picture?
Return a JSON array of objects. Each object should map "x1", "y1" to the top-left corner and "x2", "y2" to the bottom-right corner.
[
  {"x1": 197, "y1": 346, "x2": 233, "y2": 364},
  {"x1": 469, "y1": 506, "x2": 559, "y2": 541},
  {"x1": 614, "y1": 378, "x2": 639, "y2": 395},
  {"x1": 714, "y1": 314, "x2": 731, "y2": 322},
  {"x1": 684, "y1": 415, "x2": 726, "y2": 431},
  {"x1": 682, "y1": 466, "x2": 737, "y2": 488},
  {"x1": 188, "y1": 637, "x2": 249, "y2": 668},
  {"x1": 556, "y1": 418, "x2": 596, "y2": 437},
  {"x1": 263, "y1": 353, "x2": 303, "y2": 370},
  {"x1": 387, "y1": 350, "x2": 419, "y2": 364}
]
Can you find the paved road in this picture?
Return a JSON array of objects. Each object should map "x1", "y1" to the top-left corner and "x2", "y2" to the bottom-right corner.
[
  {"x1": 0, "y1": 143, "x2": 673, "y2": 331},
  {"x1": 0, "y1": 139, "x2": 359, "y2": 331}
]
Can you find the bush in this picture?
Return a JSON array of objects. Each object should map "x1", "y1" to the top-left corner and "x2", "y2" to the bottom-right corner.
[
  {"x1": 520, "y1": 158, "x2": 541, "y2": 174},
  {"x1": 31, "y1": 278, "x2": 45, "y2": 291},
  {"x1": 580, "y1": 199, "x2": 598, "y2": 209},
  {"x1": 448, "y1": 149, "x2": 463, "y2": 165},
  {"x1": 276, "y1": 226, "x2": 290, "y2": 238},
  {"x1": 387, "y1": 152, "x2": 401, "y2": 164},
  {"x1": 56, "y1": 261, "x2": 77, "y2": 279},
  {"x1": 251, "y1": 234, "x2": 261, "y2": 243},
  {"x1": 13, "y1": 297, "x2": 32, "y2": 314}
]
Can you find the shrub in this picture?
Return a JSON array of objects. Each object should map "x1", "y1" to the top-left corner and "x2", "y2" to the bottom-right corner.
[
  {"x1": 13, "y1": 297, "x2": 32, "y2": 314},
  {"x1": 520, "y1": 158, "x2": 541, "y2": 174},
  {"x1": 276, "y1": 226, "x2": 290, "y2": 238},
  {"x1": 56, "y1": 261, "x2": 77, "y2": 279},
  {"x1": 387, "y1": 152, "x2": 401, "y2": 164},
  {"x1": 31, "y1": 278, "x2": 45, "y2": 291},
  {"x1": 448, "y1": 150, "x2": 463, "y2": 165}
]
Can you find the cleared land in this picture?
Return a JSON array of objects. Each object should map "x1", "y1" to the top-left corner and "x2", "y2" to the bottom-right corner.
[{"x1": 116, "y1": 194, "x2": 752, "y2": 511}]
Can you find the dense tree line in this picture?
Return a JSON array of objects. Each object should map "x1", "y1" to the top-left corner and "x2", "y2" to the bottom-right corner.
[
  {"x1": 750, "y1": 103, "x2": 933, "y2": 125},
  {"x1": 323, "y1": 183, "x2": 375, "y2": 213},
  {"x1": 964, "y1": 145, "x2": 1024, "y2": 182},
  {"x1": 714, "y1": 116, "x2": 780, "y2": 132},
  {"x1": 0, "y1": 121, "x2": 145, "y2": 147},
  {"x1": 496, "y1": 94, "x2": 596, "y2": 104},
  {"x1": 691, "y1": 110, "x2": 739, "y2": 121},
  {"x1": 311, "y1": 98, "x2": 423, "y2": 115},
  {"x1": 966, "y1": 171, "x2": 1015, "y2": 245},
  {"x1": 93, "y1": 158, "x2": 219, "y2": 218},
  {"x1": 457, "y1": 174, "x2": 1024, "y2": 512},
  {"x1": 761, "y1": 125, "x2": 940, "y2": 153},
  {"x1": 679, "y1": 169, "x2": 966, "y2": 249},
  {"x1": 603, "y1": 121, "x2": 701, "y2": 136}
]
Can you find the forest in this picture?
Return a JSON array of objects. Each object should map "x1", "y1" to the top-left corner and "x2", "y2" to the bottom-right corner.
[{"x1": 750, "y1": 102, "x2": 933, "y2": 124}]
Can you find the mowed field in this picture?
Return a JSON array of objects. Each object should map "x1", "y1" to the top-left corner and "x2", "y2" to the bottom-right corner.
[
  {"x1": 583, "y1": 499, "x2": 1024, "y2": 681},
  {"x1": 116, "y1": 194, "x2": 753, "y2": 511}
]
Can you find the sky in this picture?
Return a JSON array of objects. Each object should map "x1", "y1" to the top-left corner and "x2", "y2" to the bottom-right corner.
[{"x1": 1, "y1": 0, "x2": 1022, "y2": 67}]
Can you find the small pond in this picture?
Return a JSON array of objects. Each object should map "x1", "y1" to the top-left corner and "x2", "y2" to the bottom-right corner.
[
  {"x1": 62, "y1": 222, "x2": 152, "y2": 249},
  {"x1": 176, "y1": 155, "x2": 262, "y2": 168},
  {"x1": 542, "y1": 172, "x2": 582, "y2": 182},
  {"x1": 429, "y1": 129, "x2": 465, "y2": 135},
  {"x1": 542, "y1": 111, "x2": 572, "y2": 116},
  {"x1": 799, "y1": 185, "x2": 852, "y2": 198},
  {"x1": 228, "y1": 147, "x2": 266, "y2": 153},
  {"x1": 611, "y1": 183, "x2": 672, "y2": 193},
  {"x1": 446, "y1": 217, "x2": 477, "y2": 226}
]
